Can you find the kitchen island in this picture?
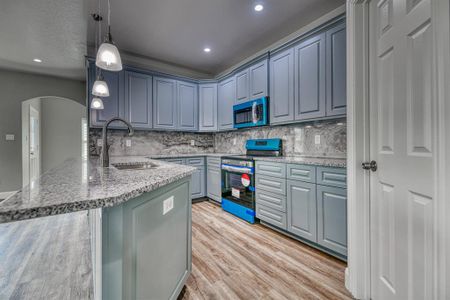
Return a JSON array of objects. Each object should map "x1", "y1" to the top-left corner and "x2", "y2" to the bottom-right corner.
[{"x1": 0, "y1": 156, "x2": 195, "y2": 300}]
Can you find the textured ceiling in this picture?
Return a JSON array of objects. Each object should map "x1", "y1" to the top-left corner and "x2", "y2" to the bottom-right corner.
[
  {"x1": 88, "y1": 0, "x2": 345, "y2": 76},
  {"x1": 0, "y1": 0, "x2": 87, "y2": 79}
]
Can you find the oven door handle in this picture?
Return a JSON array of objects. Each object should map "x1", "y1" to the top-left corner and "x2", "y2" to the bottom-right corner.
[{"x1": 221, "y1": 164, "x2": 253, "y2": 174}]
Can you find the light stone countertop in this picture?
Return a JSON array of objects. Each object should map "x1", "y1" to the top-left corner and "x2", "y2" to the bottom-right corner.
[{"x1": 0, "y1": 156, "x2": 196, "y2": 223}]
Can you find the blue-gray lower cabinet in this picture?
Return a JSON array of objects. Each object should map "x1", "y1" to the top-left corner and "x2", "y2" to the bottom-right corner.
[
  {"x1": 206, "y1": 165, "x2": 221, "y2": 203},
  {"x1": 317, "y1": 185, "x2": 347, "y2": 256},
  {"x1": 287, "y1": 180, "x2": 317, "y2": 242},
  {"x1": 177, "y1": 81, "x2": 198, "y2": 131},
  {"x1": 124, "y1": 71, "x2": 153, "y2": 129},
  {"x1": 161, "y1": 157, "x2": 205, "y2": 199},
  {"x1": 153, "y1": 77, "x2": 177, "y2": 129},
  {"x1": 102, "y1": 177, "x2": 191, "y2": 300},
  {"x1": 199, "y1": 84, "x2": 218, "y2": 131}
]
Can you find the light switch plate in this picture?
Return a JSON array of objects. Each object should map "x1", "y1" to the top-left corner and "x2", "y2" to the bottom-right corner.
[
  {"x1": 125, "y1": 139, "x2": 132, "y2": 147},
  {"x1": 97, "y1": 139, "x2": 103, "y2": 147},
  {"x1": 190, "y1": 140, "x2": 195, "y2": 146},
  {"x1": 163, "y1": 196, "x2": 174, "y2": 215},
  {"x1": 315, "y1": 135, "x2": 321, "y2": 145},
  {"x1": 5, "y1": 134, "x2": 15, "y2": 141}
]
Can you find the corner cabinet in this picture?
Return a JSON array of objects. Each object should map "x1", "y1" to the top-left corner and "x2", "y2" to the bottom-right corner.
[
  {"x1": 153, "y1": 77, "x2": 177, "y2": 129},
  {"x1": 124, "y1": 71, "x2": 153, "y2": 129},
  {"x1": 177, "y1": 81, "x2": 198, "y2": 131},
  {"x1": 198, "y1": 83, "x2": 218, "y2": 131},
  {"x1": 217, "y1": 76, "x2": 235, "y2": 130}
]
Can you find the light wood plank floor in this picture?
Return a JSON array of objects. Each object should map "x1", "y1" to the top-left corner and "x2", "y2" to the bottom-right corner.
[{"x1": 180, "y1": 201, "x2": 353, "y2": 300}]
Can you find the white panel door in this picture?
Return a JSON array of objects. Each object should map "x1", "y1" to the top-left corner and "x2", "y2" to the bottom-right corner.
[
  {"x1": 29, "y1": 106, "x2": 40, "y2": 184},
  {"x1": 369, "y1": 1, "x2": 434, "y2": 299}
]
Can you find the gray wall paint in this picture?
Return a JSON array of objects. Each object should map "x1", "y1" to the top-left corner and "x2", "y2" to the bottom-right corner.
[
  {"x1": 41, "y1": 98, "x2": 85, "y2": 173},
  {"x1": 0, "y1": 69, "x2": 85, "y2": 192},
  {"x1": 214, "y1": 119, "x2": 346, "y2": 158}
]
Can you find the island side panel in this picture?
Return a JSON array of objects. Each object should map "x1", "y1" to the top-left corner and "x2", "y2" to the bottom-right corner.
[{"x1": 102, "y1": 176, "x2": 192, "y2": 300}]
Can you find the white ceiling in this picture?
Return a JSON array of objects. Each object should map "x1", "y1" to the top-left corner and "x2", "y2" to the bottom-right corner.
[
  {"x1": 0, "y1": 0, "x2": 87, "y2": 80},
  {"x1": 0, "y1": 0, "x2": 344, "y2": 80}
]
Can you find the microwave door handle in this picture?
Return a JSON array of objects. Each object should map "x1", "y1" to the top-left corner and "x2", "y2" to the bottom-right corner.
[{"x1": 252, "y1": 102, "x2": 257, "y2": 124}]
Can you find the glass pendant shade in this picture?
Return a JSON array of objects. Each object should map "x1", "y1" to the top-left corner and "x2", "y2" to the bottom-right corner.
[
  {"x1": 92, "y1": 76, "x2": 110, "y2": 97},
  {"x1": 91, "y1": 97, "x2": 104, "y2": 110},
  {"x1": 96, "y1": 34, "x2": 122, "y2": 71}
]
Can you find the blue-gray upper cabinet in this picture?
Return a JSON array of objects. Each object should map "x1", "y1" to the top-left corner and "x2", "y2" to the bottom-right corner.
[
  {"x1": 326, "y1": 22, "x2": 347, "y2": 117},
  {"x1": 198, "y1": 83, "x2": 218, "y2": 131},
  {"x1": 249, "y1": 59, "x2": 268, "y2": 99},
  {"x1": 89, "y1": 63, "x2": 126, "y2": 128},
  {"x1": 153, "y1": 77, "x2": 177, "y2": 129},
  {"x1": 270, "y1": 48, "x2": 295, "y2": 124},
  {"x1": 177, "y1": 81, "x2": 198, "y2": 131},
  {"x1": 235, "y1": 69, "x2": 250, "y2": 104},
  {"x1": 294, "y1": 33, "x2": 326, "y2": 120},
  {"x1": 124, "y1": 71, "x2": 153, "y2": 129},
  {"x1": 317, "y1": 185, "x2": 347, "y2": 256},
  {"x1": 287, "y1": 180, "x2": 317, "y2": 242},
  {"x1": 218, "y1": 76, "x2": 236, "y2": 130}
]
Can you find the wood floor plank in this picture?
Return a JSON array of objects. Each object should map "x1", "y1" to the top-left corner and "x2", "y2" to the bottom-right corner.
[{"x1": 181, "y1": 201, "x2": 353, "y2": 300}]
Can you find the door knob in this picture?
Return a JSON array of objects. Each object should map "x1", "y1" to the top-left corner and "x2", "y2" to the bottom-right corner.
[{"x1": 362, "y1": 160, "x2": 377, "y2": 172}]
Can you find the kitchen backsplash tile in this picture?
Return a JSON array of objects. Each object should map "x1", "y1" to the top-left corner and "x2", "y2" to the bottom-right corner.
[
  {"x1": 90, "y1": 118, "x2": 346, "y2": 158},
  {"x1": 214, "y1": 119, "x2": 346, "y2": 158}
]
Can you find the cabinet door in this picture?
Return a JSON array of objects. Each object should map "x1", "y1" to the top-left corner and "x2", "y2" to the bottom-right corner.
[
  {"x1": 294, "y1": 33, "x2": 326, "y2": 120},
  {"x1": 317, "y1": 185, "x2": 347, "y2": 256},
  {"x1": 153, "y1": 77, "x2": 177, "y2": 129},
  {"x1": 191, "y1": 166, "x2": 205, "y2": 199},
  {"x1": 287, "y1": 180, "x2": 317, "y2": 242},
  {"x1": 90, "y1": 64, "x2": 125, "y2": 128},
  {"x1": 326, "y1": 22, "x2": 347, "y2": 117},
  {"x1": 218, "y1": 77, "x2": 235, "y2": 130},
  {"x1": 235, "y1": 69, "x2": 249, "y2": 104},
  {"x1": 207, "y1": 166, "x2": 221, "y2": 203},
  {"x1": 249, "y1": 59, "x2": 268, "y2": 99},
  {"x1": 177, "y1": 81, "x2": 198, "y2": 131},
  {"x1": 199, "y1": 84, "x2": 218, "y2": 131},
  {"x1": 124, "y1": 71, "x2": 152, "y2": 129},
  {"x1": 270, "y1": 48, "x2": 295, "y2": 124}
]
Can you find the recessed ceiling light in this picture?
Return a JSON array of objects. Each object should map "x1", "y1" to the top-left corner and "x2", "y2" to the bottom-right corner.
[
  {"x1": 254, "y1": 4, "x2": 264, "y2": 12},
  {"x1": 204, "y1": 48, "x2": 211, "y2": 53},
  {"x1": 33, "y1": 58, "x2": 42, "y2": 63}
]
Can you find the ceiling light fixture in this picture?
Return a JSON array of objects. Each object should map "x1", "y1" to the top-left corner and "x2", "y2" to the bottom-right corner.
[
  {"x1": 91, "y1": 97, "x2": 104, "y2": 110},
  {"x1": 204, "y1": 47, "x2": 211, "y2": 53},
  {"x1": 254, "y1": 4, "x2": 264, "y2": 12},
  {"x1": 33, "y1": 58, "x2": 42, "y2": 63},
  {"x1": 96, "y1": 0, "x2": 122, "y2": 71}
]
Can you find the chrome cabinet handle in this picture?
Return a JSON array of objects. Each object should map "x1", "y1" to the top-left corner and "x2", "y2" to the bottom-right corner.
[{"x1": 362, "y1": 160, "x2": 377, "y2": 172}]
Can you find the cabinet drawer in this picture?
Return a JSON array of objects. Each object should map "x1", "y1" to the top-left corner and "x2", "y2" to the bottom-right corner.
[
  {"x1": 206, "y1": 157, "x2": 221, "y2": 168},
  {"x1": 256, "y1": 175, "x2": 286, "y2": 195},
  {"x1": 186, "y1": 157, "x2": 205, "y2": 166},
  {"x1": 164, "y1": 158, "x2": 185, "y2": 165},
  {"x1": 256, "y1": 190, "x2": 286, "y2": 212},
  {"x1": 287, "y1": 164, "x2": 316, "y2": 183},
  {"x1": 256, "y1": 161, "x2": 286, "y2": 178},
  {"x1": 256, "y1": 204, "x2": 287, "y2": 230},
  {"x1": 317, "y1": 167, "x2": 347, "y2": 188}
]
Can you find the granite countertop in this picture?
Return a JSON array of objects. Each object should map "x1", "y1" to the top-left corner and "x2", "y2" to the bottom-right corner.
[
  {"x1": 0, "y1": 211, "x2": 93, "y2": 299},
  {"x1": 253, "y1": 156, "x2": 347, "y2": 168},
  {"x1": 146, "y1": 152, "x2": 230, "y2": 159},
  {"x1": 0, "y1": 156, "x2": 196, "y2": 223}
]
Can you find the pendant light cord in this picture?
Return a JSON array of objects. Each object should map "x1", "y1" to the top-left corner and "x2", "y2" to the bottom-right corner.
[{"x1": 107, "y1": 0, "x2": 111, "y2": 37}]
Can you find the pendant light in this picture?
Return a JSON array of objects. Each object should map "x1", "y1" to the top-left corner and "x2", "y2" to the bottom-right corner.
[
  {"x1": 96, "y1": 0, "x2": 122, "y2": 71},
  {"x1": 92, "y1": 15, "x2": 109, "y2": 97},
  {"x1": 91, "y1": 97, "x2": 104, "y2": 110}
]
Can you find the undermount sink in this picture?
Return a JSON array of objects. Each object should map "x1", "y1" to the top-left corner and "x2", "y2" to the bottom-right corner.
[{"x1": 112, "y1": 162, "x2": 159, "y2": 170}]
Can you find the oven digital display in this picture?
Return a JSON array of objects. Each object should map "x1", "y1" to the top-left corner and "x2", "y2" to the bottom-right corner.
[{"x1": 255, "y1": 141, "x2": 267, "y2": 146}]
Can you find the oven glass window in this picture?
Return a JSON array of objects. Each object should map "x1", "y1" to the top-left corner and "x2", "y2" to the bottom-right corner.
[{"x1": 221, "y1": 170, "x2": 254, "y2": 209}]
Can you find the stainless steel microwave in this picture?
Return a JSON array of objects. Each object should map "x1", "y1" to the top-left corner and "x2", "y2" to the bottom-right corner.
[{"x1": 233, "y1": 97, "x2": 268, "y2": 129}]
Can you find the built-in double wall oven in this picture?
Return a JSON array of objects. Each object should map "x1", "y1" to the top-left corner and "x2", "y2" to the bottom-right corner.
[{"x1": 221, "y1": 157, "x2": 256, "y2": 223}]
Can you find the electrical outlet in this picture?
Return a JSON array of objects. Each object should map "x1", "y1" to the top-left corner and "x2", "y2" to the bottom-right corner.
[
  {"x1": 233, "y1": 138, "x2": 237, "y2": 145},
  {"x1": 125, "y1": 139, "x2": 132, "y2": 147},
  {"x1": 97, "y1": 139, "x2": 103, "y2": 147},
  {"x1": 5, "y1": 134, "x2": 15, "y2": 141},
  {"x1": 315, "y1": 135, "x2": 321, "y2": 145},
  {"x1": 163, "y1": 196, "x2": 174, "y2": 215},
  {"x1": 190, "y1": 140, "x2": 195, "y2": 146}
]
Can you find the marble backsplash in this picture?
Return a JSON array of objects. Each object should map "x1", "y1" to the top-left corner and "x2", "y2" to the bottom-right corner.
[
  {"x1": 90, "y1": 118, "x2": 346, "y2": 158},
  {"x1": 214, "y1": 119, "x2": 346, "y2": 158},
  {"x1": 90, "y1": 129, "x2": 215, "y2": 156}
]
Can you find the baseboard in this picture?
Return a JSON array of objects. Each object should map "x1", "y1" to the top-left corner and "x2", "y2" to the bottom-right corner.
[
  {"x1": 345, "y1": 267, "x2": 350, "y2": 291},
  {"x1": 0, "y1": 191, "x2": 16, "y2": 200}
]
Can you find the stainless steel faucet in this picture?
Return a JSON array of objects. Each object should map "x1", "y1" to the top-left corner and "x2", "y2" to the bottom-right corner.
[{"x1": 100, "y1": 117, "x2": 134, "y2": 167}]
